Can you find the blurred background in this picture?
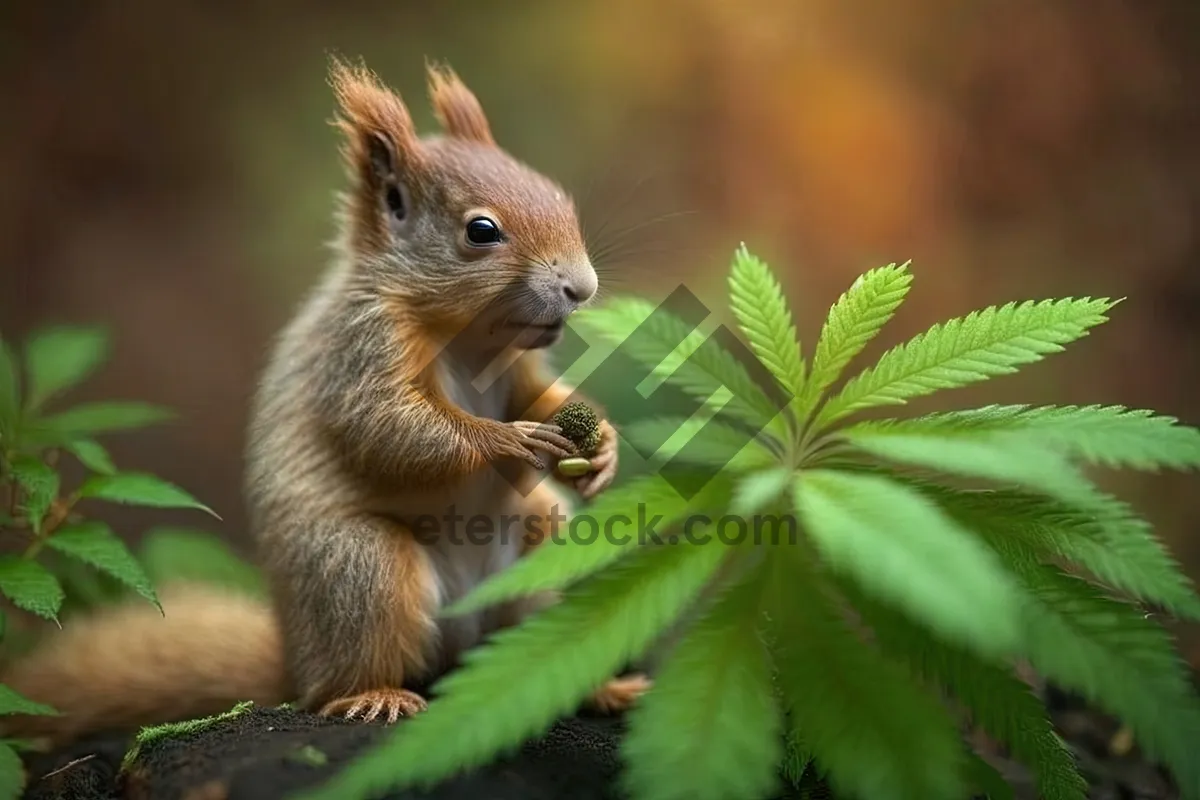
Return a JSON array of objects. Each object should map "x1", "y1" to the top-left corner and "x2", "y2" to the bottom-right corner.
[{"x1": 1, "y1": 0, "x2": 1198, "y2": 650}]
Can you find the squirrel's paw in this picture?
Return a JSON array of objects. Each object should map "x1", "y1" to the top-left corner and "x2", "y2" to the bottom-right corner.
[
  {"x1": 587, "y1": 673, "x2": 651, "y2": 714},
  {"x1": 575, "y1": 419, "x2": 618, "y2": 500},
  {"x1": 502, "y1": 421, "x2": 576, "y2": 470},
  {"x1": 319, "y1": 687, "x2": 428, "y2": 724}
]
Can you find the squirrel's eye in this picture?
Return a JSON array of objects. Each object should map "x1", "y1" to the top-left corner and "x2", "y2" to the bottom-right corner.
[{"x1": 465, "y1": 216, "x2": 503, "y2": 247}]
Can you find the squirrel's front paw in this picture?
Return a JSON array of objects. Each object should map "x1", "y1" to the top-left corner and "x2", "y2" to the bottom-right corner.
[
  {"x1": 319, "y1": 687, "x2": 427, "y2": 724},
  {"x1": 574, "y1": 419, "x2": 618, "y2": 500},
  {"x1": 587, "y1": 673, "x2": 651, "y2": 714},
  {"x1": 495, "y1": 421, "x2": 576, "y2": 470}
]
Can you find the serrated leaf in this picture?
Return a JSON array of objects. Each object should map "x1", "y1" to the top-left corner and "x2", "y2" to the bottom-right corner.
[
  {"x1": 880, "y1": 404, "x2": 1200, "y2": 472},
  {"x1": 23, "y1": 402, "x2": 174, "y2": 444},
  {"x1": 47, "y1": 521, "x2": 159, "y2": 608},
  {"x1": 794, "y1": 469, "x2": 1022, "y2": 657},
  {"x1": 447, "y1": 473, "x2": 705, "y2": 616},
  {"x1": 796, "y1": 262, "x2": 912, "y2": 425},
  {"x1": 922, "y1": 484, "x2": 1200, "y2": 622},
  {"x1": 1012, "y1": 566, "x2": 1200, "y2": 799},
  {"x1": 573, "y1": 299, "x2": 782, "y2": 430},
  {"x1": 814, "y1": 297, "x2": 1117, "y2": 430},
  {"x1": 622, "y1": 567, "x2": 782, "y2": 800},
  {"x1": 0, "y1": 557, "x2": 63, "y2": 621},
  {"x1": 765, "y1": 557, "x2": 967, "y2": 800},
  {"x1": 623, "y1": 416, "x2": 779, "y2": 472},
  {"x1": 0, "y1": 340, "x2": 18, "y2": 443},
  {"x1": 731, "y1": 467, "x2": 793, "y2": 516},
  {"x1": 728, "y1": 245, "x2": 806, "y2": 403},
  {"x1": 0, "y1": 684, "x2": 57, "y2": 717},
  {"x1": 0, "y1": 742, "x2": 24, "y2": 800},
  {"x1": 63, "y1": 439, "x2": 116, "y2": 475},
  {"x1": 77, "y1": 472, "x2": 217, "y2": 517},
  {"x1": 858, "y1": 592, "x2": 1086, "y2": 800},
  {"x1": 22, "y1": 326, "x2": 109, "y2": 411},
  {"x1": 298, "y1": 540, "x2": 730, "y2": 800},
  {"x1": 7, "y1": 455, "x2": 58, "y2": 534},
  {"x1": 139, "y1": 527, "x2": 265, "y2": 598},
  {"x1": 840, "y1": 425, "x2": 1097, "y2": 504}
]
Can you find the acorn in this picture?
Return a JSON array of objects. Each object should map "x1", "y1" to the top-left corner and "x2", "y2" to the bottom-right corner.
[{"x1": 552, "y1": 401, "x2": 601, "y2": 456}]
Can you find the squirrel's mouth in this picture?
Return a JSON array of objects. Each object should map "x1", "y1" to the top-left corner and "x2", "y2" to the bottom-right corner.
[{"x1": 501, "y1": 318, "x2": 566, "y2": 349}]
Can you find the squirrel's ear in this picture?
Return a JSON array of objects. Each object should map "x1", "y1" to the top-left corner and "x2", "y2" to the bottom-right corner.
[
  {"x1": 426, "y1": 62, "x2": 494, "y2": 146},
  {"x1": 328, "y1": 56, "x2": 420, "y2": 181}
]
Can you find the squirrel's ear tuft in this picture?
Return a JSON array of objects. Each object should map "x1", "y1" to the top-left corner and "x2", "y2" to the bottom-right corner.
[
  {"x1": 328, "y1": 55, "x2": 419, "y2": 176},
  {"x1": 426, "y1": 62, "x2": 494, "y2": 146}
]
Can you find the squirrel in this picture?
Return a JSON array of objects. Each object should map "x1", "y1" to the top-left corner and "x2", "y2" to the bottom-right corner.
[{"x1": 0, "y1": 57, "x2": 648, "y2": 746}]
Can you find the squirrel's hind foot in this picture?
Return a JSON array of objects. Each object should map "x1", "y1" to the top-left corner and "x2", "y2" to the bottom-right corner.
[
  {"x1": 587, "y1": 673, "x2": 651, "y2": 714},
  {"x1": 319, "y1": 688, "x2": 428, "y2": 724}
]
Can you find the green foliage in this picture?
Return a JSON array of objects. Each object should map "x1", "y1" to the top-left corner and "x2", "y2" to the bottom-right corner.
[
  {"x1": 137, "y1": 527, "x2": 266, "y2": 598},
  {"x1": 306, "y1": 248, "x2": 1200, "y2": 800},
  {"x1": 0, "y1": 324, "x2": 220, "y2": 800}
]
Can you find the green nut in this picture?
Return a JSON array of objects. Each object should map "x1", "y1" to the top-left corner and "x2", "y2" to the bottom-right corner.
[{"x1": 557, "y1": 457, "x2": 593, "y2": 477}]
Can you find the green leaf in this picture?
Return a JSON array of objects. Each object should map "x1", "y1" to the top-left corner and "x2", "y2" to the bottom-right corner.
[
  {"x1": 728, "y1": 244, "x2": 806, "y2": 404},
  {"x1": 796, "y1": 261, "x2": 912, "y2": 424},
  {"x1": 0, "y1": 556, "x2": 63, "y2": 621},
  {"x1": 573, "y1": 298, "x2": 782, "y2": 430},
  {"x1": 7, "y1": 455, "x2": 58, "y2": 533},
  {"x1": 0, "y1": 742, "x2": 24, "y2": 800},
  {"x1": 46, "y1": 521, "x2": 159, "y2": 608},
  {"x1": 447, "y1": 473, "x2": 703, "y2": 616},
  {"x1": 621, "y1": 567, "x2": 782, "y2": 800},
  {"x1": 964, "y1": 750, "x2": 1015, "y2": 800},
  {"x1": 298, "y1": 540, "x2": 730, "y2": 800},
  {"x1": 880, "y1": 404, "x2": 1200, "y2": 472},
  {"x1": 923, "y1": 484, "x2": 1200, "y2": 622},
  {"x1": 858, "y1": 593, "x2": 1086, "y2": 800},
  {"x1": 623, "y1": 416, "x2": 778, "y2": 473},
  {"x1": 63, "y1": 439, "x2": 117, "y2": 475},
  {"x1": 24, "y1": 402, "x2": 174, "y2": 443},
  {"x1": 22, "y1": 326, "x2": 109, "y2": 411},
  {"x1": 1013, "y1": 567, "x2": 1200, "y2": 799},
  {"x1": 793, "y1": 469, "x2": 1022, "y2": 657},
  {"x1": 0, "y1": 340, "x2": 18, "y2": 443},
  {"x1": 77, "y1": 472, "x2": 217, "y2": 517},
  {"x1": 139, "y1": 527, "x2": 265, "y2": 598},
  {"x1": 0, "y1": 684, "x2": 57, "y2": 717},
  {"x1": 814, "y1": 297, "x2": 1117, "y2": 430},
  {"x1": 730, "y1": 466, "x2": 793, "y2": 516},
  {"x1": 840, "y1": 425, "x2": 1097, "y2": 504},
  {"x1": 765, "y1": 558, "x2": 967, "y2": 800}
]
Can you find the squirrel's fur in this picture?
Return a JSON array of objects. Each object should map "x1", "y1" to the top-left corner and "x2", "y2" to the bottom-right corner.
[{"x1": 0, "y1": 57, "x2": 638, "y2": 746}]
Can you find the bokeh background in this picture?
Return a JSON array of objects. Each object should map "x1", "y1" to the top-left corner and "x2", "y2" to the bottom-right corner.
[{"x1": 2, "y1": 0, "x2": 1199, "y2": 650}]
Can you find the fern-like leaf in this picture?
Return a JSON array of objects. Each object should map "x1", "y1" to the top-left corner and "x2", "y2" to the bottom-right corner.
[
  {"x1": 1011, "y1": 566, "x2": 1200, "y2": 799},
  {"x1": 857, "y1": 591, "x2": 1086, "y2": 800},
  {"x1": 765, "y1": 557, "x2": 967, "y2": 800},
  {"x1": 813, "y1": 297, "x2": 1117, "y2": 430},
  {"x1": 923, "y1": 484, "x2": 1200, "y2": 621},
  {"x1": 793, "y1": 469, "x2": 1023, "y2": 657},
  {"x1": 446, "y1": 473, "x2": 720, "y2": 616},
  {"x1": 298, "y1": 541, "x2": 730, "y2": 800},
  {"x1": 869, "y1": 404, "x2": 1200, "y2": 472},
  {"x1": 573, "y1": 299, "x2": 782, "y2": 430},
  {"x1": 840, "y1": 425, "x2": 1097, "y2": 504},
  {"x1": 621, "y1": 566, "x2": 782, "y2": 800},
  {"x1": 795, "y1": 262, "x2": 912, "y2": 425},
  {"x1": 728, "y1": 245, "x2": 806, "y2": 405}
]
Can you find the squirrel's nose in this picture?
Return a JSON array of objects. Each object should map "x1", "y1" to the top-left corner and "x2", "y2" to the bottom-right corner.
[{"x1": 558, "y1": 264, "x2": 598, "y2": 305}]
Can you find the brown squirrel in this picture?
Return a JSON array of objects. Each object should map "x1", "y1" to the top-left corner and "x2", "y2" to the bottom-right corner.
[{"x1": 0, "y1": 58, "x2": 647, "y2": 746}]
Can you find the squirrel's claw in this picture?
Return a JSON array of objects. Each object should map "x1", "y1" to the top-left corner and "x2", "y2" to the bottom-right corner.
[
  {"x1": 587, "y1": 673, "x2": 651, "y2": 714},
  {"x1": 320, "y1": 687, "x2": 427, "y2": 723}
]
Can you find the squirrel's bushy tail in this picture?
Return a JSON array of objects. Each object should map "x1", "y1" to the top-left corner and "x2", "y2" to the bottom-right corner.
[{"x1": 0, "y1": 584, "x2": 291, "y2": 746}]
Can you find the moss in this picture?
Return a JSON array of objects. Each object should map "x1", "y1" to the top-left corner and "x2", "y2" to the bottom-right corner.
[
  {"x1": 120, "y1": 701, "x2": 255, "y2": 773},
  {"x1": 553, "y1": 402, "x2": 600, "y2": 455}
]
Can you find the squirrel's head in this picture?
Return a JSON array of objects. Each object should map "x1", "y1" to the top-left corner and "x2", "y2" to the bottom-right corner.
[{"x1": 328, "y1": 57, "x2": 596, "y2": 351}]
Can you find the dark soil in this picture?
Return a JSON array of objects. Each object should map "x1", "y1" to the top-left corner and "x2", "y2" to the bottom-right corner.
[{"x1": 15, "y1": 688, "x2": 1182, "y2": 800}]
